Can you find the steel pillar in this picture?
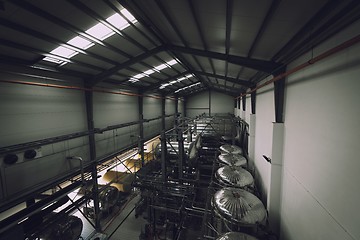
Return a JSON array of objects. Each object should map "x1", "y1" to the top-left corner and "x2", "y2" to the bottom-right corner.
[
  {"x1": 84, "y1": 89, "x2": 101, "y2": 231},
  {"x1": 161, "y1": 96, "x2": 167, "y2": 182},
  {"x1": 251, "y1": 88, "x2": 256, "y2": 114},
  {"x1": 138, "y1": 95, "x2": 145, "y2": 167},
  {"x1": 273, "y1": 66, "x2": 286, "y2": 123}
]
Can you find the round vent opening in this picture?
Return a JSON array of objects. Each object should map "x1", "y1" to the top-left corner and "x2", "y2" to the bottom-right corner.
[
  {"x1": 3, "y1": 154, "x2": 18, "y2": 165},
  {"x1": 24, "y1": 149, "x2": 37, "y2": 159}
]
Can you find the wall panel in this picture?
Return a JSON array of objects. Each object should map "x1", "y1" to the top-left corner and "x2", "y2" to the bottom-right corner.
[{"x1": 280, "y1": 21, "x2": 360, "y2": 240}]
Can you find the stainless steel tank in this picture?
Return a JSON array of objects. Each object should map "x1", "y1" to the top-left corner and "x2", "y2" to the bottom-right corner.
[
  {"x1": 212, "y1": 188, "x2": 266, "y2": 225},
  {"x1": 218, "y1": 153, "x2": 247, "y2": 167},
  {"x1": 219, "y1": 144, "x2": 243, "y2": 155},
  {"x1": 216, "y1": 232, "x2": 259, "y2": 240},
  {"x1": 215, "y1": 166, "x2": 253, "y2": 188}
]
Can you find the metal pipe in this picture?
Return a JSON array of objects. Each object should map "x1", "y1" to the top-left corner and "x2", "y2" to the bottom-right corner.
[
  {"x1": 0, "y1": 181, "x2": 81, "y2": 235},
  {"x1": 0, "y1": 78, "x2": 177, "y2": 101},
  {"x1": 67, "y1": 156, "x2": 85, "y2": 185},
  {"x1": 236, "y1": 34, "x2": 360, "y2": 99}
]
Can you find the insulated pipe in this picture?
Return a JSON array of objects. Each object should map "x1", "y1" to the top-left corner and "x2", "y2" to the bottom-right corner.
[
  {"x1": 236, "y1": 34, "x2": 360, "y2": 99},
  {"x1": 0, "y1": 78, "x2": 177, "y2": 101},
  {"x1": 67, "y1": 156, "x2": 85, "y2": 185}
]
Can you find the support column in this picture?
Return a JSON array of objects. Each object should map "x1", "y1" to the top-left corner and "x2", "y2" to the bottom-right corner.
[
  {"x1": 241, "y1": 95, "x2": 246, "y2": 119},
  {"x1": 84, "y1": 90, "x2": 100, "y2": 231},
  {"x1": 274, "y1": 66, "x2": 286, "y2": 123},
  {"x1": 268, "y1": 123, "x2": 284, "y2": 236},
  {"x1": 248, "y1": 114, "x2": 256, "y2": 172},
  {"x1": 208, "y1": 90, "x2": 211, "y2": 116},
  {"x1": 251, "y1": 89, "x2": 256, "y2": 114},
  {"x1": 138, "y1": 95, "x2": 145, "y2": 167},
  {"x1": 161, "y1": 96, "x2": 167, "y2": 182},
  {"x1": 237, "y1": 97, "x2": 241, "y2": 117},
  {"x1": 183, "y1": 97, "x2": 187, "y2": 118}
]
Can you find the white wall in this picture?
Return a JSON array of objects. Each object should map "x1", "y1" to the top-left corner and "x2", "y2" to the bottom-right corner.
[
  {"x1": 186, "y1": 91, "x2": 209, "y2": 118},
  {"x1": 280, "y1": 21, "x2": 360, "y2": 240},
  {"x1": 253, "y1": 80, "x2": 274, "y2": 205},
  {"x1": 0, "y1": 73, "x2": 89, "y2": 202},
  {"x1": 93, "y1": 92, "x2": 139, "y2": 158},
  {"x1": 210, "y1": 91, "x2": 234, "y2": 116},
  {"x1": 186, "y1": 90, "x2": 234, "y2": 118}
]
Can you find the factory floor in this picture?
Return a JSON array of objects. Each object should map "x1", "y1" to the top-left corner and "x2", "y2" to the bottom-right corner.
[{"x1": 104, "y1": 194, "x2": 146, "y2": 240}]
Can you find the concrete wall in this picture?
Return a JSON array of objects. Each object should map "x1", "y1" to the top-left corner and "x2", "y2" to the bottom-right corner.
[
  {"x1": 93, "y1": 92, "x2": 139, "y2": 158},
  {"x1": 0, "y1": 73, "x2": 89, "y2": 202},
  {"x1": 186, "y1": 90, "x2": 234, "y2": 118},
  {"x1": 240, "y1": 20, "x2": 360, "y2": 239},
  {"x1": 280, "y1": 21, "x2": 360, "y2": 240},
  {"x1": 253, "y1": 81, "x2": 274, "y2": 205},
  {"x1": 0, "y1": 74, "x2": 174, "y2": 206}
]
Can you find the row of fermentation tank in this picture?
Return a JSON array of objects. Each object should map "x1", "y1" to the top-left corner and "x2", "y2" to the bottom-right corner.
[{"x1": 211, "y1": 143, "x2": 266, "y2": 240}]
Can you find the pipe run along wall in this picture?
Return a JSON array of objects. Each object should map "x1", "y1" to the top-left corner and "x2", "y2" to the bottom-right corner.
[
  {"x1": 0, "y1": 72, "x2": 177, "y2": 209},
  {"x1": 238, "y1": 20, "x2": 360, "y2": 240}
]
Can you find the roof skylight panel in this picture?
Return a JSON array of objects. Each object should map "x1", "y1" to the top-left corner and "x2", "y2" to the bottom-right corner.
[
  {"x1": 50, "y1": 46, "x2": 78, "y2": 59},
  {"x1": 43, "y1": 7, "x2": 138, "y2": 66},
  {"x1": 67, "y1": 36, "x2": 94, "y2": 50},
  {"x1": 121, "y1": 9, "x2": 137, "y2": 23},
  {"x1": 86, "y1": 22, "x2": 115, "y2": 41},
  {"x1": 107, "y1": 13, "x2": 129, "y2": 31},
  {"x1": 154, "y1": 63, "x2": 167, "y2": 71}
]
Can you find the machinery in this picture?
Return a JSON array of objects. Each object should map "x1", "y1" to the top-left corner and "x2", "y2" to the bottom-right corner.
[{"x1": 132, "y1": 115, "x2": 277, "y2": 239}]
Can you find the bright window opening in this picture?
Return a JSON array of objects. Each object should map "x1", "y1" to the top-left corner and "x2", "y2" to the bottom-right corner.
[
  {"x1": 43, "y1": 7, "x2": 138, "y2": 66},
  {"x1": 50, "y1": 46, "x2": 77, "y2": 58},
  {"x1": 159, "y1": 74, "x2": 194, "y2": 89},
  {"x1": 174, "y1": 82, "x2": 201, "y2": 93},
  {"x1": 86, "y1": 23, "x2": 115, "y2": 41},
  {"x1": 67, "y1": 36, "x2": 94, "y2": 50},
  {"x1": 129, "y1": 59, "x2": 178, "y2": 83}
]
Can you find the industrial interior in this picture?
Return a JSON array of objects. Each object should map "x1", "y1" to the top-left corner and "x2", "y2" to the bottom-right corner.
[{"x1": 0, "y1": 0, "x2": 359, "y2": 240}]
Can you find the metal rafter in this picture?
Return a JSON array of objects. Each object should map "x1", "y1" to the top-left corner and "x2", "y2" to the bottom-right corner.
[
  {"x1": 0, "y1": 39, "x2": 103, "y2": 72},
  {"x1": 9, "y1": 0, "x2": 170, "y2": 86},
  {"x1": 279, "y1": 0, "x2": 360, "y2": 63},
  {"x1": 104, "y1": 0, "x2": 159, "y2": 46},
  {"x1": 119, "y1": 0, "x2": 216, "y2": 94},
  {"x1": 167, "y1": 45, "x2": 281, "y2": 73},
  {"x1": 68, "y1": 0, "x2": 182, "y2": 80},
  {"x1": 91, "y1": 46, "x2": 164, "y2": 85},
  {"x1": 225, "y1": 0, "x2": 233, "y2": 88},
  {"x1": 192, "y1": 71, "x2": 253, "y2": 87},
  {"x1": 235, "y1": 0, "x2": 280, "y2": 88},
  {"x1": 251, "y1": 0, "x2": 360, "y2": 83},
  {"x1": 154, "y1": 0, "x2": 211, "y2": 89},
  {"x1": 146, "y1": 71, "x2": 191, "y2": 91},
  {"x1": 188, "y1": 0, "x2": 219, "y2": 84},
  {"x1": 272, "y1": 0, "x2": 346, "y2": 62}
]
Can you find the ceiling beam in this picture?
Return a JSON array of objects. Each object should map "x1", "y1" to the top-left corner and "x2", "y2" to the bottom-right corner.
[
  {"x1": 167, "y1": 45, "x2": 281, "y2": 73},
  {"x1": 154, "y1": 0, "x2": 211, "y2": 89},
  {"x1": 271, "y1": 0, "x2": 345, "y2": 62},
  {"x1": 248, "y1": 0, "x2": 281, "y2": 57},
  {"x1": 192, "y1": 71, "x2": 253, "y2": 87},
  {"x1": 146, "y1": 71, "x2": 191, "y2": 91},
  {"x1": 0, "y1": 38, "x2": 103, "y2": 72},
  {"x1": 224, "y1": 0, "x2": 234, "y2": 88},
  {"x1": 188, "y1": 0, "x2": 219, "y2": 84},
  {"x1": 69, "y1": 0, "x2": 179, "y2": 79},
  {"x1": 90, "y1": 46, "x2": 164, "y2": 86}
]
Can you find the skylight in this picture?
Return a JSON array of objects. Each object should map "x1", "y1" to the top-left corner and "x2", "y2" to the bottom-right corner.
[
  {"x1": 86, "y1": 23, "x2": 115, "y2": 41},
  {"x1": 67, "y1": 36, "x2": 94, "y2": 50},
  {"x1": 174, "y1": 82, "x2": 201, "y2": 93},
  {"x1": 50, "y1": 46, "x2": 78, "y2": 59},
  {"x1": 43, "y1": 8, "x2": 137, "y2": 66},
  {"x1": 159, "y1": 74, "x2": 194, "y2": 89},
  {"x1": 129, "y1": 59, "x2": 179, "y2": 83}
]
